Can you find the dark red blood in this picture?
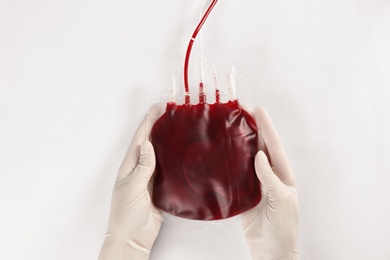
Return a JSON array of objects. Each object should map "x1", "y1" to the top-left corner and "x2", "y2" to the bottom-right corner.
[{"x1": 151, "y1": 100, "x2": 261, "y2": 220}]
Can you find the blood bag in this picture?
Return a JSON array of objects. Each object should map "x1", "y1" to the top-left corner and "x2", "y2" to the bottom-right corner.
[{"x1": 150, "y1": 0, "x2": 262, "y2": 220}]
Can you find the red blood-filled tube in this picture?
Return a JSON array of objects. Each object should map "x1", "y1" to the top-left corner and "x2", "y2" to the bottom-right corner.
[{"x1": 184, "y1": 0, "x2": 218, "y2": 104}]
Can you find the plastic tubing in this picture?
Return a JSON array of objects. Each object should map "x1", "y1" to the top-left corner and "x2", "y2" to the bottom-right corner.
[{"x1": 184, "y1": 0, "x2": 218, "y2": 104}]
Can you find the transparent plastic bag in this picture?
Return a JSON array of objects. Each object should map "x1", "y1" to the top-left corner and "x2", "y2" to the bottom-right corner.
[
  {"x1": 151, "y1": 99, "x2": 260, "y2": 220},
  {"x1": 149, "y1": 0, "x2": 262, "y2": 220}
]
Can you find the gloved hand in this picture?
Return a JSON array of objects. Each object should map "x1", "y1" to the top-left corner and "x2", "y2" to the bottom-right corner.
[
  {"x1": 98, "y1": 105, "x2": 164, "y2": 260},
  {"x1": 240, "y1": 106, "x2": 299, "y2": 260}
]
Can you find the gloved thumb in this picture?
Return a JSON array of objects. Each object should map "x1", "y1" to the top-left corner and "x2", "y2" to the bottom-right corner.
[
  {"x1": 139, "y1": 140, "x2": 156, "y2": 168},
  {"x1": 255, "y1": 150, "x2": 284, "y2": 194},
  {"x1": 131, "y1": 140, "x2": 156, "y2": 189}
]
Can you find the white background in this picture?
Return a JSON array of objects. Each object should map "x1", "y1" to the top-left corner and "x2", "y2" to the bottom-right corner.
[{"x1": 1, "y1": 0, "x2": 390, "y2": 259}]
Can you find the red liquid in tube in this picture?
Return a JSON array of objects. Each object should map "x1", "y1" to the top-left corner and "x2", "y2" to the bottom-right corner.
[{"x1": 151, "y1": 100, "x2": 261, "y2": 220}]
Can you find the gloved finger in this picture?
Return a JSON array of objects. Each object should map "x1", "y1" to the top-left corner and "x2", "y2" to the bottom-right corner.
[
  {"x1": 253, "y1": 106, "x2": 296, "y2": 187},
  {"x1": 130, "y1": 140, "x2": 156, "y2": 190},
  {"x1": 255, "y1": 150, "x2": 284, "y2": 194},
  {"x1": 117, "y1": 104, "x2": 164, "y2": 178},
  {"x1": 241, "y1": 104, "x2": 267, "y2": 155}
]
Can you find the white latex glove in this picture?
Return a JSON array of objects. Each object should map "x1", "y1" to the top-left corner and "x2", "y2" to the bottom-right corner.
[
  {"x1": 98, "y1": 105, "x2": 164, "y2": 260},
  {"x1": 240, "y1": 106, "x2": 299, "y2": 260}
]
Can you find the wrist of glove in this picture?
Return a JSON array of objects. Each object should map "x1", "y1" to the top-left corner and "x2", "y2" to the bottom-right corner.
[{"x1": 240, "y1": 107, "x2": 299, "y2": 260}]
